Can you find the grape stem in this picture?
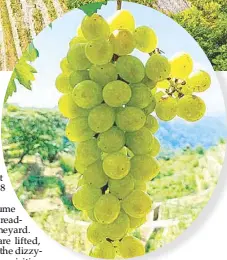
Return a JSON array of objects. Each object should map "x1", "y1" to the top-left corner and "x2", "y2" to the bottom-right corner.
[
  {"x1": 117, "y1": 0, "x2": 122, "y2": 10},
  {"x1": 101, "y1": 183, "x2": 108, "y2": 194}
]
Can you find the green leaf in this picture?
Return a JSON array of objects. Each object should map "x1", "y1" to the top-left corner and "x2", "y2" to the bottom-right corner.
[
  {"x1": 79, "y1": 1, "x2": 107, "y2": 16},
  {"x1": 15, "y1": 61, "x2": 37, "y2": 90},
  {"x1": 4, "y1": 72, "x2": 17, "y2": 103},
  {"x1": 23, "y1": 43, "x2": 39, "y2": 62},
  {"x1": 4, "y1": 43, "x2": 39, "y2": 103}
]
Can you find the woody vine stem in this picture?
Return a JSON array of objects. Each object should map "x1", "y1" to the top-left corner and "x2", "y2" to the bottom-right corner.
[{"x1": 117, "y1": 0, "x2": 122, "y2": 10}]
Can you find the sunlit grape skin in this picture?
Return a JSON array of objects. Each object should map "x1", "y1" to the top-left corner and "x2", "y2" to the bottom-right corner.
[
  {"x1": 108, "y1": 10, "x2": 135, "y2": 32},
  {"x1": 81, "y1": 13, "x2": 110, "y2": 41},
  {"x1": 89, "y1": 63, "x2": 118, "y2": 87},
  {"x1": 55, "y1": 73, "x2": 73, "y2": 94},
  {"x1": 116, "y1": 106, "x2": 146, "y2": 132},
  {"x1": 85, "y1": 40, "x2": 113, "y2": 65},
  {"x1": 67, "y1": 43, "x2": 91, "y2": 71},
  {"x1": 146, "y1": 54, "x2": 171, "y2": 82},
  {"x1": 156, "y1": 96, "x2": 178, "y2": 121},
  {"x1": 103, "y1": 80, "x2": 132, "y2": 107},
  {"x1": 177, "y1": 95, "x2": 206, "y2": 122},
  {"x1": 134, "y1": 26, "x2": 158, "y2": 53},
  {"x1": 72, "y1": 80, "x2": 103, "y2": 109},
  {"x1": 170, "y1": 52, "x2": 193, "y2": 79},
  {"x1": 109, "y1": 29, "x2": 135, "y2": 56},
  {"x1": 116, "y1": 55, "x2": 145, "y2": 83},
  {"x1": 188, "y1": 70, "x2": 211, "y2": 92},
  {"x1": 94, "y1": 194, "x2": 121, "y2": 224}
]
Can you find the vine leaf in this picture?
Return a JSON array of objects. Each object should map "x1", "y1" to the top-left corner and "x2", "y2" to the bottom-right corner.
[
  {"x1": 79, "y1": 1, "x2": 108, "y2": 16},
  {"x1": 23, "y1": 42, "x2": 39, "y2": 62},
  {"x1": 4, "y1": 43, "x2": 38, "y2": 103}
]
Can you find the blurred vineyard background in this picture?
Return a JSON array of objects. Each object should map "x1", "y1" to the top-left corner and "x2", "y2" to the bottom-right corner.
[
  {"x1": 0, "y1": 0, "x2": 227, "y2": 71},
  {"x1": 1, "y1": 105, "x2": 227, "y2": 254}
]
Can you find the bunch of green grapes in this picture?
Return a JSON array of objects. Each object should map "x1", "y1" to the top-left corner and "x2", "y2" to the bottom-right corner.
[{"x1": 56, "y1": 8, "x2": 211, "y2": 259}]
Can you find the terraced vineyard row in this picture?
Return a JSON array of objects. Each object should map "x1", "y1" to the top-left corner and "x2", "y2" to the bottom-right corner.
[{"x1": 0, "y1": 0, "x2": 66, "y2": 70}]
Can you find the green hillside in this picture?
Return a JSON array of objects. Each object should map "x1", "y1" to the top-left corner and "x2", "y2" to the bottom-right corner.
[{"x1": 1, "y1": 107, "x2": 225, "y2": 253}]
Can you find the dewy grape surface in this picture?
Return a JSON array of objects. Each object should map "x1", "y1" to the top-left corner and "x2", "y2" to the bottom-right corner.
[{"x1": 54, "y1": 8, "x2": 212, "y2": 259}]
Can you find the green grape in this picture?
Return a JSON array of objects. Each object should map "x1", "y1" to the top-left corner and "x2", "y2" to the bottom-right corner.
[
  {"x1": 105, "y1": 212, "x2": 130, "y2": 240},
  {"x1": 103, "y1": 152, "x2": 130, "y2": 179},
  {"x1": 108, "y1": 10, "x2": 135, "y2": 32},
  {"x1": 134, "y1": 180, "x2": 147, "y2": 192},
  {"x1": 55, "y1": 73, "x2": 73, "y2": 93},
  {"x1": 85, "y1": 40, "x2": 113, "y2": 65},
  {"x1": 155, "y1": 90, "x2": 165, "y2": 101},
  {"x1": 88, "y1": 104, "x2": 115, "y2": 133},
  {"x1": 129, "y1": 215, "x2": 147, "y2": 229},
  {"x1": 69, "y1": 70, "x2": 89, "y2": 87},
  {"x1": 116, "y1": 107, "x2": 146, "y2": 132},
  {"x1": 134, "y1": 26, "x2": 158, "y2": 53},
  {"x1": 90, "y1": 241, "x2": 116, "y2": 259},
  {"x1": 156, "y1": 79, "x2": 171, "y2": 89},
  {"x1": 87, "y1": 222, "x2": 106, "y2": 245},
  {"x1": 112, "y1": 240, "x2": 121, "y2": 255},
  {"x1": 170, "y1": 52, "x2": 193, "y2": 79},
  {"x1": 128, "y1": 84, "x2": 154, "y2": 109},
  {"x1": 89, "y1": 63, "x2": 118, "y2": 87},
  {"x1": 75, "y1": 159, "x2": 87, "y2": 174},
  {"x1": 109, "y1": 174, "x2": 134, "y2": 199},
  {"x1": 86, "y1": 209, "x2": 97, "y2": 221},
  {"x1": 119, "y1": 236, "x2": 145, "y2": 258},
  {"x1": 81, "y1": 14, "x2": 110, "y2": 41},
  {"x1": 94, "y1": 194, "x2": 120, "y2": 224},
  {"x1": 188, "y1": 70, "x2": 211, "y2": 92},
  {"x1": 77, "y1": 175, "x2": 86, "y2": 187},
  {"x1": 77, "y1": 25, "x2": 84, "y2": 37},
  {"x1": 119, "y1": 147, "x2": 129, "y2": 156},
  {"x1": 146, "y1": 54, "x2": 171, "y2": 82},
  {"x1": 76, "y1": 138, "x2": 101, "y2": 168},
  {"x1": 151, "y1": 86, "x2": 157, "y2": 96},
  {"x1": 142, "y1": 76, "x2": 156, "y2": 90},
  {"x1": 149, "y1": 136, "x2": 161, "y2": 157},
  {"x1": 72, "y1": 184, "x2": 101, "y2": 210},
  {"x1": 60, "y1": 57, "x2": 72, "y2": 74},
  {"x1": 130, "y1": 155, "x2": 160, "y2": 181},
  {"x1": 103, "y1": 80, "x2": 132, "y2": 107},
  {"x1": 66, "y1": 117, "x2": 94, "y2": 142},
  {"x1": 156, "y1": 96, "x2": 178, "y2": 121},
  {"x1": 67, "y1": 43, "x2": 91, "y2": 71},
  {"x1": 144, "y1": 115, "x2": 159, "y2": 134},
  {"x1": 125, "y1": 127, "x2": 154, "y2": 155},
  {"x1": 58, "y1": 94, "x2": 89, "y2": 119},
  {"x1": 122, "y1": 190, "x2": 152, "y2": 218},
  {"x1": 143, "y1": 97, "x2": 157, "y2": 115},
  {"x1": 97, "y1": 127, "x2": 125, "y2": 153},
  {"x1": 116, "y1": 55, "x2": 145, "y2": 83},
  {"x1": 178, "y1": 82, "x2": 193, "y2": 95},
  {"x1": 83, "y1": 160, "x2": 108, "y2": 188},
  {"x1": 109, "y1": 29, "x2": 135, "y2": 56},
  {"x1": 72, "y1": 80, "x2": 103, "y2": 109},
  {"x1": 177, "y1": 95, "x2": 206, "y2": 122},
  {"x1": 69, "y1": 36, "x2": 87, "y2": 48}
]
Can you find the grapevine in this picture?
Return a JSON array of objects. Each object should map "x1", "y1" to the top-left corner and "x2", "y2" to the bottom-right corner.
[{"x1": 55, "y1": 1, "x2": 211, "y2": 259}]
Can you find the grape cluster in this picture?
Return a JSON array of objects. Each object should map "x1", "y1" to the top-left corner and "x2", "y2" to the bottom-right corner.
[{"x1": 56, "y1": 9, "x2": 211, "y2": 259}]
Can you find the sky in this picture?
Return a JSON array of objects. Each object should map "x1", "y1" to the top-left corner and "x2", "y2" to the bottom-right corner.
[{"x1": 7, "y1": 1, "x2": 226, "y2": 116}]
